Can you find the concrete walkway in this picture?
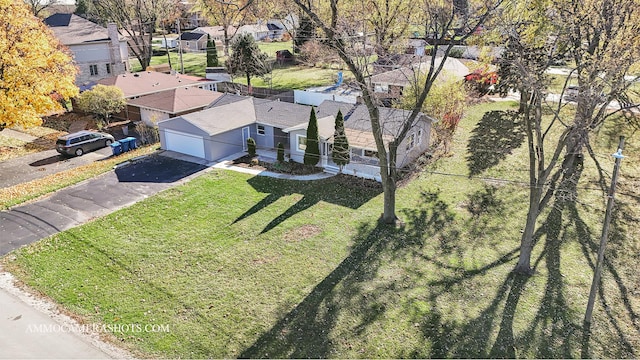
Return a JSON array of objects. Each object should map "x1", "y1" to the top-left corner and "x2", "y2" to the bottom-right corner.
[{"x1": 160, "y1": 150, "x2": 335, "y2": 181}]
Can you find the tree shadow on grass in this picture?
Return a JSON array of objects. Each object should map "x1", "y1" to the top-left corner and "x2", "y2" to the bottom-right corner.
[
  {"x1": 239, "y1": 189, "x2": 516, "y2": 358},
  {"x1": 466, "y1": 110, "x2": 525, "y2": 177},
  {"x1": 571, "y1": 199, "x2": 638, "y2": 358},
  {"x1": 233, "y1": 175, "x2": 382, "y2": 234}
]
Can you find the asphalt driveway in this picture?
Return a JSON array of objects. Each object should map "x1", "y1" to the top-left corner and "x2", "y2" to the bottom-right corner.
[
  {"x1": 0, "y1": 154, "x2": 207, "y2": 256},
  {"x1": 0, "y1": 148, "x2": 113, "y2": 189}
]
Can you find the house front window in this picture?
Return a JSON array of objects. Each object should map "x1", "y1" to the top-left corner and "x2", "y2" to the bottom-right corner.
[
  {"x1": 374, "y1": 84, "x2": 389, "y2": 93},
  {"x1": 106, "y1": 63, "x2": 111, "y2": 74},
  {"x1": 296, "y1": 134, "x2": 307, "y2": 151},
  {"x1": 406, "y1": 133, "x2": 416, "y2": 151},
  {"x1": 257, "y1": 124, "x2": 266, "y2": 135},
  {"x1": 417, "y1": 129, "x2": 423, "y2": 144},
  {"x1": 89, "y1": 64, "x2": 98, "y2": 76},
  {"x1": 364, "y1": 149, "x2": 378, "y2": 158}
]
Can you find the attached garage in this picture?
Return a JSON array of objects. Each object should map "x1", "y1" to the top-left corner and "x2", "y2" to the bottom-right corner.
[
  {"x1": 158, "y1": 98, "x2": 257, "y2": 162},
  {"x1": 163, "y1": 129, "x2": 205, "y2": 158}
]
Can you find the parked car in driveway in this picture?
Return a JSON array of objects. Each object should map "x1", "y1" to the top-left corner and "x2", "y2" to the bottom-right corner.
[{"x1": 56, "y1": 131, "x2": 115, "y2": 156}]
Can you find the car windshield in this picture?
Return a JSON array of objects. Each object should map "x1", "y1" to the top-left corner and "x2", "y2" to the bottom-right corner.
[{"x1": 56, "y1": 139, "x2": 67, "y2": 146}]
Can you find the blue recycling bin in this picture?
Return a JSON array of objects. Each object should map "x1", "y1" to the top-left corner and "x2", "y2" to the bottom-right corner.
[
  {"x1": 110, "y1": 141, "x2": 122, "y2": 156},
  {"x1": 125, "y1": 137, "x2": 137, "y2": 150},
  {"x1": 120, "y1": 138, "x2": 130, "y2": 152}
]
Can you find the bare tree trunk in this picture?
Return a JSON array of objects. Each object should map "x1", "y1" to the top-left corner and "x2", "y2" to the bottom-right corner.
[
  {"x1": 223, "y1": 28, "x2": 230, "y2": 57},
  {"x1": 381, "y1": 143, "x2": 398, "y2": 223},
  {"x1": 514, "y1": 187, "x2": 541, "y2": 273}
]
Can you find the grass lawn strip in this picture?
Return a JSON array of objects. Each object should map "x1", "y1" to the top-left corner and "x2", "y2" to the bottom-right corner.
[{"x1": 3, "y1": 101, "x2": 639, "y2": 358}]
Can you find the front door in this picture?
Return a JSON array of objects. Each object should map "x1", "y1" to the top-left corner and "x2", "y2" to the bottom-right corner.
[{"x1": 242, "y1": 126, "x2": 250, "y2": 151}]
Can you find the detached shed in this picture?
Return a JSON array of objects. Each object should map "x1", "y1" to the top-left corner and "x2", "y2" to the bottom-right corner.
[{"x1": 158, "y1": 98, "x2": 256, "y2": 161}]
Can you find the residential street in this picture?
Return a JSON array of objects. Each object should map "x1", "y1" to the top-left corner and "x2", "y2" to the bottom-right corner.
[{"x1": 0, "y1": 272, "x2": 122, "y2": 359}]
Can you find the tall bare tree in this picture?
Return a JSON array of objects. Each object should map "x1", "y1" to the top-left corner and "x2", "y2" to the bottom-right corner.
[
  {"x1": 196, "y1": 0, "x2": 254, "y2": 56},
  {"x1": 496, "y1": 0, "x2": 640, "y2": 274},
  {"x1": 25, "y1": 0, "x2": 59, "y2": 17},
  {"x1": 291, "y1": 0, "x2": 503, "y2": 224},
  {"x1": 90, "y1": 0, "x2": 179, "y2": 70}
]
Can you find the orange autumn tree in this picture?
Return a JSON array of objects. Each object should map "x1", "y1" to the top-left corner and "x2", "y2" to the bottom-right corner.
[{"x1": 0, "y1": 0, "x2": 78, "y2": 131}]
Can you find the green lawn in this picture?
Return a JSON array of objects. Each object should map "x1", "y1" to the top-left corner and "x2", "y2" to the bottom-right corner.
[
  {"x1": 130, "y1": 41, "x2": 347, "y2": 90},
  {"x1": 3, "y1": 101, "x2": 639, "y2": 358}
]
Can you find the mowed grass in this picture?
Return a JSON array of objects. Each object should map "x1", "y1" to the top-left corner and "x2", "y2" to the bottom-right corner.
[
  {"x1": 3, "y1": 101, "x2": 640, "y2": 358},
  {"x1": 130, "y1": 41, "x2": 347, "y2": 90}
]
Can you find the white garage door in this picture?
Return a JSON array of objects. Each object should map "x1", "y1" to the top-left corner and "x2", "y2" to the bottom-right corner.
[{"x1": 164, "y1": 129, "x2": 205, "y2": 159}]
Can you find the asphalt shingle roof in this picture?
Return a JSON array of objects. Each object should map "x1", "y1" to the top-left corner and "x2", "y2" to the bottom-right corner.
[
  {"x1": 180, "y1": 32, "x2": 206, "y2": 41},
  {"x1": 254, "y1": 100, "x2": 313, "y2": 128},
  {"x1": 44, "y1": 13, "x2": 119, "y2": 45},
  {"x1": 97, "y1": 72, "x2": 210, "y2": 98},
  {"x1": 127, "y1": 88, "x2": 223, "y2": 113},
  {"x1": 170, "y1": 98, "x2": 257, "y2": 136}
]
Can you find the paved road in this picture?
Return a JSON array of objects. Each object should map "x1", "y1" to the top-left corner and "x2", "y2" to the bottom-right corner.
[
  {"x1": 0, "y1": 272, "x2": 117, "y2": 359},
  {"x1": 0, "y1": 154, "x2": 207, "y2": 256},
  {"x1": 0, "y1": 148, "x2": 113, "y2": 188}
]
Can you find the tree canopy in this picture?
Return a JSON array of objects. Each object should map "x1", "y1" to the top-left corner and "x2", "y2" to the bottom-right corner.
[
  {"x1": 89, "y1": 0, "x2": 180, "y2": 70},
  {"x1": 0, "y1": 0, "x2": 78, "y2": 130},
  {"x1": 206, "y1": 34, "x2": 219, "y2": 67},
  {"x1": 292, "y1": 0, "x2": 503, "y2": 223},
  {"x1": 304, "y1": 107, "x2": 320, "y2": 166},
  {"x1": 332, "y1": 110, "x2": 350, "y2": 169},
  {"x1": 226, "y1": 33, "x2": 269, "y2": 88},
  {"x1": 76, "y1": 85, "x2": 126, "y2": 127}
]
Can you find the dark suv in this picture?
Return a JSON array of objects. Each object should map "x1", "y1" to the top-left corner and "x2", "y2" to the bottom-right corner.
[{"x1": 56, "y1": 131, "x2": 115, "y2": 156}]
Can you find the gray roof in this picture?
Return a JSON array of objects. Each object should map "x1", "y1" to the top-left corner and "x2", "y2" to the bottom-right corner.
[
  {"x1": 254, "y1": 100, "x2": 313, "y2": 128},
  {"x1": 318, "y1": 100, "x2": 434, "y2": 138},
  {"x1": 180, "y1": 32, "x2": 206, "y2": 41},
  {"x1": 160, "y1": 98, "x2": 256, "y2": 136},
  {"x1": 369, "y1": 57, "x2": 470, "y2": 86},
  {"x1": 207, "y1": 93, "x2": 250, "y2": 108},
  {"x1": 316, "y1": 100, "x2": 356, "y2": 119},
  {"x1": 44, "y1": 13, "x2": 122, "y2": 45}
]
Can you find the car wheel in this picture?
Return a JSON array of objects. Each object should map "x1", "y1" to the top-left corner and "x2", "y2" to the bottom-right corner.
[
  {"x1": 75, "y1": 148, "x2": 84, "y2": 156},
  {"x1": 105, "y1": 139, "x2": 113, "y2": 147}
]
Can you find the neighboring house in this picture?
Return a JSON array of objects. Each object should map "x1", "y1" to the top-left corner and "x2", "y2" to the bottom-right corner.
[
  {"x1": 157, "y1": 35, "x2": 178, "y2": 49},
  {"x1": 193, "y1": 26, "x2": 237, "y2": 43},
  {"x1": 368, "y1": 57, "x2": 470, "y2": 104},
  {"x1": 159, "y1": 95, "x2": 434, "y2": 181},
  {"x1": 128, "y1": 87, "x2": 224, "y2": 126},
  {"x1": 97, "y1": 71, "x2": 218, "y2": 121},
  {"x1": 44, "y1": 13, "x2": 130, "y2": 86},
  {"x1": 181, "y1": 2, "x2": 208, "y2": 29},
  {"x1": 236, "y1": 24, "x2": 270, "y2": 41},
  {"x1": 266, "y1": 22, "x2": 284, "y2": 40},
  {"x1": 405, "y1": 39, "x2": 428, "y2": 56},
  {"x1": 177, "y1": 32, "x2": 208, "y2": 52}
]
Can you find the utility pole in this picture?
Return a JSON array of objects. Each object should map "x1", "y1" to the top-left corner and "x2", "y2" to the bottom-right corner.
[
  {"x1": 584, "y1": 136, "x2": 625, "y2": 327},
  {"x1": 176, "y1": 19, "x2": 184, "y2": 74}
]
